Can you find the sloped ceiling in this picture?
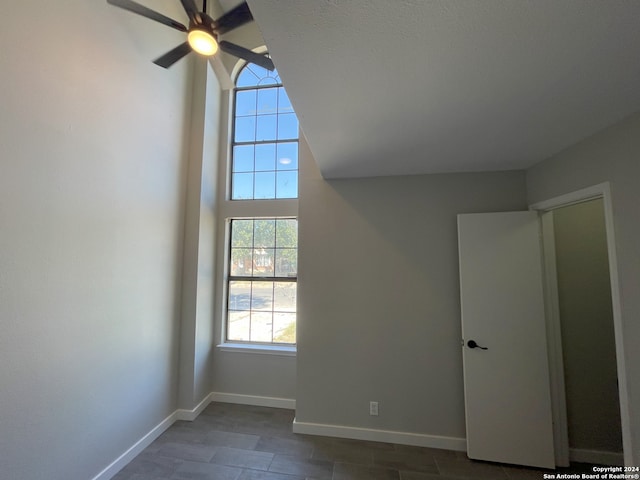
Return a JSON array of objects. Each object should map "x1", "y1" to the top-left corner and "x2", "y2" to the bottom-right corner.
[{"x1": 240, "y1": 0, "x2": 640, "y2": 178}]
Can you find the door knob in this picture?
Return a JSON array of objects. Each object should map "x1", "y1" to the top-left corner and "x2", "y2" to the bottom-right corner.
[{"x1": 467, "y1": 340, "x2": 488, "y2": 350}]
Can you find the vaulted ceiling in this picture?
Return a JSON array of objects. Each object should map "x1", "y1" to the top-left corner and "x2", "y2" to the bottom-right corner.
[{"x1": 237, "y1": 0, "x2": 640, "y2": 179}]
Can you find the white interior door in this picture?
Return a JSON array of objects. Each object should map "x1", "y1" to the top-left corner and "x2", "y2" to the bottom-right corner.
[{"x1": 458, "y1": 211, "x2": 555, "y2": 468}]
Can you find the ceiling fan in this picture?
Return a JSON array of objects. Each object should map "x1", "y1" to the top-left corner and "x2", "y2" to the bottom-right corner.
[{"x1": 107, "y1": 0, "x2": 275, "y2": 70}]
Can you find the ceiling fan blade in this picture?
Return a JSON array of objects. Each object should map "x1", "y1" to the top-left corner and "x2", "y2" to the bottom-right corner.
[
  {"x1": 214, "y1": 2, "x2": 253, "y2": 35},
  {"x1": 153, "y1": 42, "x2": 192, "y2": 68},
  {"x1": 179, "y1": 0, "x2": 199, "y2": 22},
  {"x1": 219, "y1": 41, "x2": 275, "y2": 71},
  {"x1": 107, "y1": 0, "x2": 187, "y2": 32}
]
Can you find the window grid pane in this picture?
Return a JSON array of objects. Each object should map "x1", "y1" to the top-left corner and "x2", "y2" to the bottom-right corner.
[
  {"x1": 255, "y1": 144, "x2": 276, "y2": 171},
  {"x1": 232, "y1": 173, "x2": 254, "y2": 200},
  {"x1": 254, "y1": 172, "x2": 276, "y2": 199},
  {"x1": 276, "y1": 171, "x2": 298, "y2": 199},
  {"x1": 233, "y1": 145, "x2": 255, "y2": 172},
  {"x1": 227, "y1": 219, "x2": 297, "y2": 345}
]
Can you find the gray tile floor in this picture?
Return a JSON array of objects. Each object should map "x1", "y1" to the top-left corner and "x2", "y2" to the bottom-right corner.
[{"x1": 112, "y1": 402, "x2": 597, "y2": 480}]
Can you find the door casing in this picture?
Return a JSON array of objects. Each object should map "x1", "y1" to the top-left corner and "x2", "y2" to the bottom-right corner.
[{"x1": 530, "y1": 182, "x2": 631, "y2": 466}]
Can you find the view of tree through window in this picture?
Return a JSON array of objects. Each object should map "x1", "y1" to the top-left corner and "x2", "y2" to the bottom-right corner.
[
  {"x1": 227, "y1": 219, "x2": 297, "y2": 344},
  {"x1": 231, "y1": 65, "x2": 299, "y2": 200}
]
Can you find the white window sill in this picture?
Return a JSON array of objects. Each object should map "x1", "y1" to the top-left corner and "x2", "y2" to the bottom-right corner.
[{"x1": 217, "y1": 343, "x2": 296, "y2": 357}]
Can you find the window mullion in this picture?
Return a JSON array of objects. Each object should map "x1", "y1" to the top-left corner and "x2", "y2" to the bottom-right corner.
[
  {"x1": 271, "y1": 281, "x2": 275, "y2": 343},
  {"x1": 234, "y1": 139, "x2": 293, "y2": 147},
  {"x1": 248, "y1": 280, "x2": 253, "y2": 342},
  {"x1": 229, "y1": 276, "x2": 296, "y2": 282}
]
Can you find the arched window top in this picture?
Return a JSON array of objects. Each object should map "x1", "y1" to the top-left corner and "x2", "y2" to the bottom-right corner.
[
  {"x1": 230, "y1": 60, "x2": 298, "y2": 201},
  {"x1": 236, "y1": 63, "x2": 281, "y2": 88}
]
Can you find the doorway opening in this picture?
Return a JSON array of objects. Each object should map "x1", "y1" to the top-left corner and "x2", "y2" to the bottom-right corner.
[{"x1": 532, "y1": 182, "x2": 629, "y2": 467}]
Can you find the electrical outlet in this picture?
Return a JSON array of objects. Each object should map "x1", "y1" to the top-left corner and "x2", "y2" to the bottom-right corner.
[{"x1": 369, "y1": 401, "x2": 379, "y2": 416}]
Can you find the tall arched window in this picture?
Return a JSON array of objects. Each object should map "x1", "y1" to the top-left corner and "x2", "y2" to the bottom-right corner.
[
  {"x1": 231, "y1": 65, "x2": 298, "y2": 200},
  {"x1": 223, "y1": 62, "x2": 299, "y2": 347}
]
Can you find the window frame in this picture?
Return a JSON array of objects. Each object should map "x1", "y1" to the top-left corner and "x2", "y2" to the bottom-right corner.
[
  {"x1": 229, "y1": 66, "x2": 299, "y2": 201},
  {"x1": 217, "y1": 60, "x2": 300, "y2": 354},
  {"x1": 224, "y1": 217, "x2": 298, "y2": 347}
]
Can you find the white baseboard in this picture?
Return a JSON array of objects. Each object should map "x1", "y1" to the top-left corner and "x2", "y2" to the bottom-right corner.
[
  {"x1": 91, "y1": 410, "x2": 179, "y2": 480},
  {"x1": 176, "y1": 392, "x2": 214, "y2": 421},
  {"x1": 292, "y1": 418, "x2": 466, "y2": 452},
  {"x1": 91, "y1": 393, "x2": 215, "y2": 480},
  {"x1": 211, "y1": 392, "x2": 296, "y2": 410},
  {"x1": 92, "y1": 392, "x2": 297, "y2": 480},
  {"x1": 570, "y1": 448, "x2": 624, "y2": 466}
]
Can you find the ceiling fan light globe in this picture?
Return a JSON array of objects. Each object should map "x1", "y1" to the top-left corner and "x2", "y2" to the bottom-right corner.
[{"x1": 187, "y1": 29, "x2": 218, "y2": 56}]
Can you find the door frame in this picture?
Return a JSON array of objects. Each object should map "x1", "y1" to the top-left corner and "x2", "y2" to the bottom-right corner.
[{"x1": 530, "y1": 181, "x2": 631, "y2": 466}]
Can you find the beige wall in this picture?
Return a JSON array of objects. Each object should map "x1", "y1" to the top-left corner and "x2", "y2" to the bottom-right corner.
[
  {"x1": 295, "y1": 134, "x2": 527, "y2": 438},
  {"x1": 179, "y1": 59, "x2": 221, "y2": 409},
  {"x1": 0, "y1": 1, "x2": 198, "y2": 478},
  {"x1": 553, "y1": 199, "x2": 622, "y2": 453},
  {"x1": 527, "y1": 111, "x2": 640, "y2": 464}
]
